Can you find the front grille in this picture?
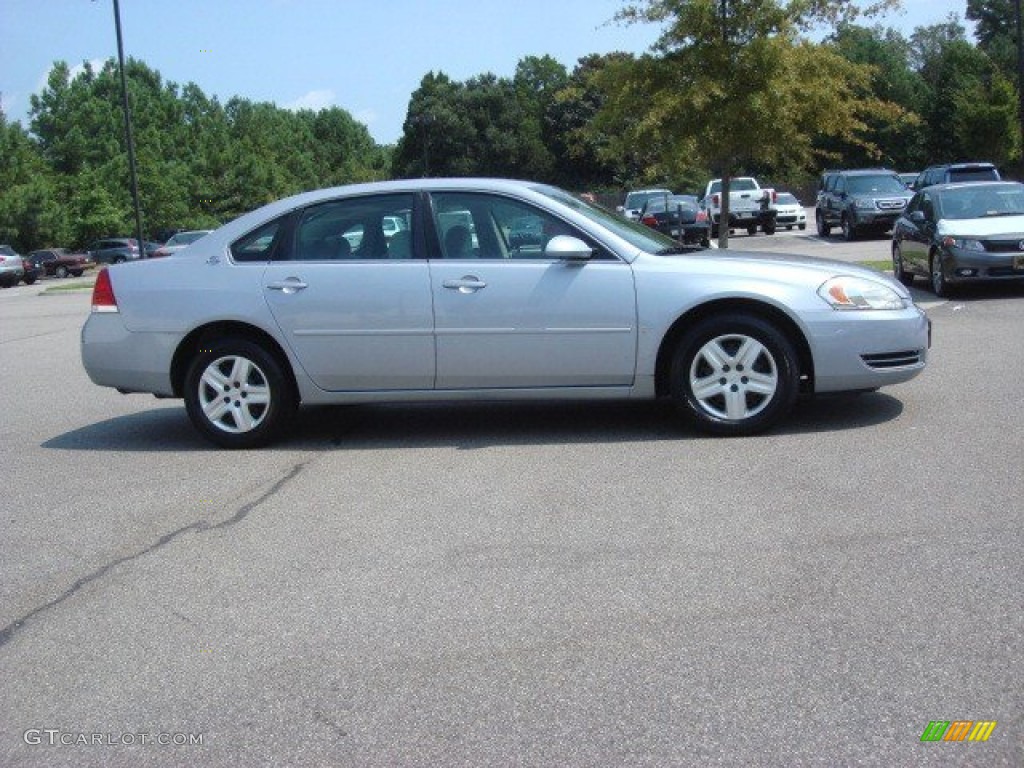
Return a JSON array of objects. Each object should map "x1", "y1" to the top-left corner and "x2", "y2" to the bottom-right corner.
[
  {"x1": 861, "y1": 350, "x2": 923, "y2": 369},
  {"x1": 876, "y1": 199, "x2": 907, "y2": 210},
  {"x1": 982, "y1": 239, "x2": 1024, "y2": 253}
]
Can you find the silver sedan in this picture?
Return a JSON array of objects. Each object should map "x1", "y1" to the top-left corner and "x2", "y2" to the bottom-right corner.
[{"x1": 81, "y1": 178, "x2": 930, "y2": 448}]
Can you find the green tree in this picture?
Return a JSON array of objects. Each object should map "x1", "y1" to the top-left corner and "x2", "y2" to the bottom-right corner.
[
  {"x1": 595, "y1": 0, "x2": 905, "y2": 245},
  {"x1": 826, "y1": 24, "x2": 927, "y2": 169},
  {"x1": 911, "y1": 20, "x2": 1020, "y2": 165}
]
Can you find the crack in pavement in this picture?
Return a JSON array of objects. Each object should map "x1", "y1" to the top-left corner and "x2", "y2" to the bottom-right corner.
[{"x1": 0, "y1": 462, "x2": 306, "y2": 649}]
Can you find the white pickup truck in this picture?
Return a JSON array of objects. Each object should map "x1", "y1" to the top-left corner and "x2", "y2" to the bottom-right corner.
[{"x1": 701, "y1": 177, "x2": 778, "y2": 236}]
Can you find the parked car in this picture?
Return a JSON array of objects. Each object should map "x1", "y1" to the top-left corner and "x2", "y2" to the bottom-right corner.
[
  {"x1": 87, "y1": 238, "x2": 141, "y2": 265},
  {"x1": 27, "y1": 248, "x2": 96, "y2": 278},
  {"x1": 914, "y1": 162, "x2": 1000, "y2": 190},
  {"x1": 638, "y1": 194, "x2": 710, "y2": 246},
  {"x1": 774, "y1": 192, "x2": 807, "y2": 230},
  {"x1": 617, "y1": 188, "x2": 673, "y2": 220},
  {"x1": 892, "y1": 181, "x2": 1024, "y2": 296},
  {"x1": 151, "y1": 230, "x2": 214, "y2": 258},
  {"x1": 816, "y1": 169, "x2": 913, "y2": 240},
  {"x1": 898, "y1": 172, "x2": 918, "y2": 189},
  {"x1": 0, "y1": 244, "x2": 26, "y2": 287},
  {"x1": 81, "y1": 178, "x2": 929, "y2": 448}
]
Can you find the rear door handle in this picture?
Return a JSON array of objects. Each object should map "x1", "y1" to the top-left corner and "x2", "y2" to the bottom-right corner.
[
  {"x1": 266, "y1": 278, "x2": 308, "y2": 294},
  {"x1": 443, "y1": 277, "x2": 486, "y2": 293}
]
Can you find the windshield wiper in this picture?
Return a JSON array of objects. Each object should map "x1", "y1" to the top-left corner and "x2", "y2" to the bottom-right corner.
[
  {"x1": 656, "y1": 245, "x2": 699, "y2": 255},
  {"x1": 979, "y1": 211, "x2": 1024, "y2": 218}
]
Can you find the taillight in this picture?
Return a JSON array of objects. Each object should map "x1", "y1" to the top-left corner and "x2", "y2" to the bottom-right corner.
[
  {"x1": 696, "y1": 210, "x2": 708, "y2": 222},
  {"x1": 91, "y1": 268, "x2": 119, "y2": 313},
  {"x1": 712, "y1": 194, "x2": 720, "y2": 206},
  {"x1": 641, "y1": 215, "x2": 657, "y2": 227}
]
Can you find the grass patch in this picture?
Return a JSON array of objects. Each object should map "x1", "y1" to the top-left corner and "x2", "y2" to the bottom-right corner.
[
  {"x1": 42, "y1": 282, "x2": 94, "y2": 294},
  {"x1": 858, "y1": 260, "x2": 893, "y2": 274}
]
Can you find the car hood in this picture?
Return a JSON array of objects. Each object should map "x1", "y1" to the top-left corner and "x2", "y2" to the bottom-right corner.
[
  {"x1": 937, "y1": 215, "x2": 1024, "y2": 237},
  {"x1": 658, "y1": 247, "x2": 910, "y2": 294}
]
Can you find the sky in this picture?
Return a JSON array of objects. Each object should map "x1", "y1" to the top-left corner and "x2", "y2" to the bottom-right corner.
[{"x1": 1, "y1": 0, "x2": 976, "y2": 146}]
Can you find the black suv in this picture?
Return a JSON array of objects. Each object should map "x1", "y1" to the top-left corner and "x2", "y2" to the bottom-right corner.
[
  {"x1": 815, "y1": 169, "x2": 913, "y2": 240},
  {"x1": 913, "y1": 162, "x2": 1000, "y2": 190}
]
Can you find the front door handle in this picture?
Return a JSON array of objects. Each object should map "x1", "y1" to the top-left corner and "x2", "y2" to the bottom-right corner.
[
  {"x1": 266, "y1": 278, "x2": 308, "y2": 294},
  {"x1": 442, "y1": 276, "x2": 486, "y2": 293}
]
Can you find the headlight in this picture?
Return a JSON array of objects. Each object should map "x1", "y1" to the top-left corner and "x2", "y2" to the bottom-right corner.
[
  {"x1": 853, "y1": 198, "x2": 875, "y2": 210},
  {"x1": 941, "y1": 236, "x2": 984, "y2": 251},
  {"x1": 818, "y1": 276, "x2": 906, "y2": 310}
]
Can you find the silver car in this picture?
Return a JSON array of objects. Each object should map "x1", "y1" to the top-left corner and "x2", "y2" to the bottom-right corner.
[{"x1": 81, "y1": 178, "x2": 930, "y2": 448}]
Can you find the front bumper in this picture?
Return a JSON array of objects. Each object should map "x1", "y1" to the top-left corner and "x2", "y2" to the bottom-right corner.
[
  {"x1": 805, "y1": 304, "x2": 930, "y2": 393},
  {"x1": 940, "y1": 246, "x2": 1024, "y2": 283}
]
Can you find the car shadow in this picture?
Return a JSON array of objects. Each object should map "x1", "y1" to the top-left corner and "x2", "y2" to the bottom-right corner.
[{"x1": 44, "y1": 393, "x2": 905, "y2": 452}]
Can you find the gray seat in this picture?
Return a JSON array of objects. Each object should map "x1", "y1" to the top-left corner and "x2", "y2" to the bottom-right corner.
[
  {"x1": 444, "y1": 225, "x2": 473, "y2": 258},
  {"x1": 388, "y1": 230, "x2": 412, "y2": 259}
]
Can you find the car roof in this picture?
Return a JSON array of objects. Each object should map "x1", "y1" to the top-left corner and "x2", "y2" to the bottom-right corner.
[{"x1": 919, "y1": 180, "x2": 1021, "y2": 193}]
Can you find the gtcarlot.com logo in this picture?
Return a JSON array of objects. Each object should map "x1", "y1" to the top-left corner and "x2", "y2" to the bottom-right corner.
[
  {"x1": 24, "y1": 729, "x2": 204, "y2": 746},
  {"x1": 920, "y1": 720, "x2": 997, "y2": 742}
]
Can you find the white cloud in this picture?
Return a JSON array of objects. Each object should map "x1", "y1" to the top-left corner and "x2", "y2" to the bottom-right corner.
[
  {"x1": 353, "y1": 108, "x2": 377, "y2": 127},
  {"x1": 34, "y1": 58, "x2": 106, "y2": 94},
  {"x1": 284, "y1": 89, "x2": 336, "y2": 112}
]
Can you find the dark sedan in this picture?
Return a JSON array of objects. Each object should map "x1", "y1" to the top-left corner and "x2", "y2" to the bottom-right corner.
[
  {"x1": 27, "y1": 248, "x2": 96, "y2": 278},
  {"x1": 892, "y1": 181, "x2": 1024, "y2": 296},
  {"x1": 639, "y1": 195, "x2": 710, "y2": 247}
]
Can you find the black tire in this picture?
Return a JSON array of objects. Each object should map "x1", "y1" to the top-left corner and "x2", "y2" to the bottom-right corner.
[
  {"x1": 71, "y1": 270, "x2": 84, "y2": 277},
  {"x1": 798, "y1": 223, "x2": 806, "y2": 230},
  {"x1": 892, "y1": 243, "x2": 915, "y2": 287},
  {"x1": 763, "y1": 223, "x2": 776, "y2": 235},
  {"x1": 113, "y1": 256, "x2": 126, "y2": 264},
  {"x1": 841, "y1": 215, "x2": 857, "y2": 241},
  {"x1": 23, "y1": 276, "x2": 37, "y2": 285},
  {"x1": 929, "y1": 251, "x2": 952, "y2": 298},
  {"x1": 55, "y1": 265, "x2": 69, "y2": 278},
  {"x1": 670, "y1": 314, "x2": 799, "y2": 436},
  {"x1": 184, "y1": 338, "x2": 297, "y2": 448},
  {"x1": 746, "y1": 225, "x2": 758, "y2": 236},
  {"x1": 815, "y1": 210, "x2": 831, "y2": 237}
]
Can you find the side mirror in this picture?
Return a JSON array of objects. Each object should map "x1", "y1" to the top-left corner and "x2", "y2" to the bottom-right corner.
[
  {"x1": 909, "y1": 211, "x2": 926, "y2": 224},
  {"x1": 545, "y1": 235, "x2": 593, "y2": 261}
]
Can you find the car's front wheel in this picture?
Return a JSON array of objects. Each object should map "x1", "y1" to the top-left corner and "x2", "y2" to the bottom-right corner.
[
  {"x1": 841, "y1": 215, "x2": 857, "y2": 241},
  {"x1": 184, "y1": 338, "x2": 297, "y2": 449},
  {"x1": 892, "y1": 243, "x2": 915, "y2": 286},
  {"x1": 55, "y1": 265, "x2": 69, "y2": 278},
  {"x1": 670, "y1": 314, "x2": 799, "y2": 436},
  {"x1": 815, "y1": 210, "x2": 831, "y2": 237}
]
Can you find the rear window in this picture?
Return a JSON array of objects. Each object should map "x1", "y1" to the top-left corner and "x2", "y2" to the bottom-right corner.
[{"x1": 948, "y1": 167, "x2": 999, "y2": 183}]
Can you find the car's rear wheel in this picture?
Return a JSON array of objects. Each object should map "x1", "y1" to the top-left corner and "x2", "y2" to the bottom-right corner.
[
  {"x1": 184, "y1": 338, "x2": 296, "y2": 449},
  {"x1": 746, "y1": 225, "x2": 758, "y2": 236},
  {"x1": 670, "y1": 314, "x2": 799, "y2": 436},
  {"x1": 71, "y1": 270, "x2": 83, "y2": 277},
  {"x1": 55, "y1": 265, "x2": 69, "y2": 278},
  {"x1": 815, "y1": 211, "x2": 831, "y2": 237},
  {"x1": 892, "y1": 243, "x2": 915, "y2": 286},
  {"x1": 763, "y1": 222, "x2": 776, "y2": 235}
]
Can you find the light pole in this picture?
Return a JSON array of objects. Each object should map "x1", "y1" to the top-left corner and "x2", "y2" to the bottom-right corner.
[{"x1": 112, "y1": 0, "x2": 146, "y2": 255}]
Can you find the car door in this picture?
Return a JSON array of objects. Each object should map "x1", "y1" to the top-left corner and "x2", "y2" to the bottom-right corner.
[
  {"x1": 427, "y1": 191, "x2": 637, "y2": 389},
  {"x1": 899, "y1": 192, "x2": 935, "y2": 272},
  {"x1": 261, "y1": 193, "x2": 435, "y2": 391}
]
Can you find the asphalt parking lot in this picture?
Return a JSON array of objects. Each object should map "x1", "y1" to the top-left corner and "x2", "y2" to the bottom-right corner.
[{"x1": 0, "y1": 230, "x2": 1021, "y2": 766}]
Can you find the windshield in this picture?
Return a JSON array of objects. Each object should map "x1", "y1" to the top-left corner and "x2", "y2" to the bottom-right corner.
[
  {"x1": 535, "y1": 185, "x2": 679, "y2": 253},
  {"x1": 625, "y1": 190, "x2": 671, "y2": 209},
  {"x1": 168, "y1": 231, "x2": 210, "y2": 246},
  {"x1": 707, "y1": 178, "x2": 758, "y2": 195},
  {"x1": 777, "y1": 193, "x2": 799, "y2": 205},
  {"x1": 847, "y1": 175, "x2": 907, "y2": 195},
  {"x1": 939, "y1": 184, "x2": 1024, "y2": 219}
]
